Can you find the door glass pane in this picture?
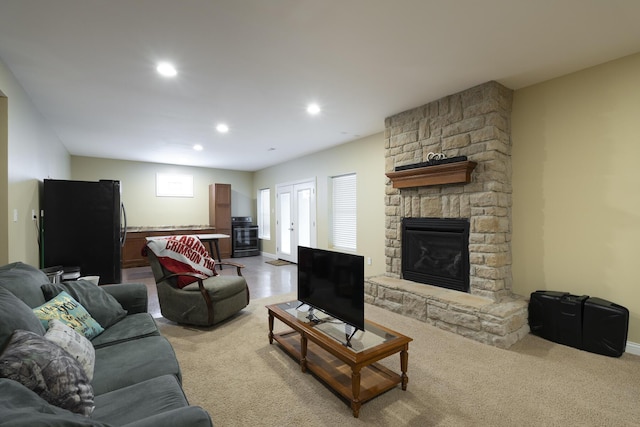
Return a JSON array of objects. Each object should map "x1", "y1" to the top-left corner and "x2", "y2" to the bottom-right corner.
[
  {"x1": 279, "y1": 192, "x2": 291, "y2": 255},
  {"x1": 297, "y1": 188, "x2": 311, "y2": 247}
]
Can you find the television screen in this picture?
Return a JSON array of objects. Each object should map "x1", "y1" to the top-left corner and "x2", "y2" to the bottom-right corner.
[{"x1": 297, "y1": 246, "x2": 365, "y2": 331}]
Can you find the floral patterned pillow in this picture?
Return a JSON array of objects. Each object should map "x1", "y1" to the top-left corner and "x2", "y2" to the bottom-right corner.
[{"x1": 0, "y1": 329, "x2": 95, "y2": 416}]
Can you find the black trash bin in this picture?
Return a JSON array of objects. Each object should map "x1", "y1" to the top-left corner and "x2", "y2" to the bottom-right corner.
[{"x1": 41, "y1": 266, "x2": 64, "y2": 283}]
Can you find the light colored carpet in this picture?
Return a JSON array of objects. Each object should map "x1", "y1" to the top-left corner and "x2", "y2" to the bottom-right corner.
[{"x1": 157, "y1": 293, "x2": 640, "y2": 426}]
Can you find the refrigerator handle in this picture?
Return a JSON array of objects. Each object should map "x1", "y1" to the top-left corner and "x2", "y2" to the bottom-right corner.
[{"x1": 120, "y1": 203, "x2": 127, "y2": 247}]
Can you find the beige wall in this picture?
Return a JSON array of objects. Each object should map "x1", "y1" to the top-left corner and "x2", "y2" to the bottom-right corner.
[
  {"x1": 71, "y1": 157, "x2": 254, "y2": 227},
  {"x1": 0, "y1": 58, "x2": 70, "y2": 266},
  {"x1": 0, "y1": 93, "x2": 7, "y2": 264},
  {"x1": 254, "y1": 133, "x2": 386, "y2": 277},
  {"x1": 512, "y1": 52, "x2": 640, "y2": 343}
]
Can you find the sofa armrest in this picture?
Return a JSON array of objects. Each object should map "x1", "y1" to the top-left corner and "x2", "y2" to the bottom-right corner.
[
  {"x1": 122, "y1": 406, "x2": 213, "y2": 427},
  {"x1": 101, "y1": 283, "x2": 148, "y2": 314}
]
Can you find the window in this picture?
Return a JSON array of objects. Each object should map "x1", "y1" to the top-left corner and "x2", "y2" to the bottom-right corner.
[
  {"x1": 156, "y1": 173, "x2": 193, "y2": 197},
  {"x1": 257, "y1": 188, "x2": 271, "y2": 239},
  {"x1": 331, "y1": 173, "x2": 356, "y2": 251}
]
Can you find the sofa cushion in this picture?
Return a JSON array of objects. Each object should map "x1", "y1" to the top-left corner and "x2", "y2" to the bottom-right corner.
[
  {"x1": 42, "y1": 281, "x2": 128, "y2": 328},
  {"x1": 0, "y1": 287, "x2": 46, "y2": 350},
  {"x1": 182, "y1": 274, "x2": 247, "y2": 300},
  {"x1": 45, "y1": 319, "x2": 96, "y2": 381},
  {"x1": 32, "y1": 291, "x2": 104, "y2": 339},
  {"x1": 0, "y1": 379, "x2": 111, "y2": 427},
  {"x1": 0, "y1": 262, "x2": 48, "y2": 308},
  {"x1": 0, "y1": 330, "x2": 95, "y2": 416},
  {"x1": 92, "y1": 375, "x2": 188, "y2": 425},
  {"x1": 92, "y1": 335, "x2": 181, "y2": 395},
  {"x1": 90, "y1": 312, "x2": 159, "y2": 349},
  {"x1": 0, "y1": 377, "x2": 212, "y2": 427}
]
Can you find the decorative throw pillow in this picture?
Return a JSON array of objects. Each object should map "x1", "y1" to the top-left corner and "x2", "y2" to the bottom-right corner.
[
  {"x1": 32, "y1": 291, "x2": 104, "y2": 339},
  {"x1": 0, "y1": 262, "x2": 50, "y2": 308},
  {"x1": 0, "y1": 287, "x2": 46, "y2": 351},
  {"x1": 41, "y1": 280, "x2": 127, "y2": 328},
  {"x1": 146, "y1": 235, "x2": 216, "y2": 288},
  {"x1": 45, "y1": 319, "x2": 95, "y2": 381},
  {"x1": 0, "y1": 329, "x2": 95, "y2": 416}
]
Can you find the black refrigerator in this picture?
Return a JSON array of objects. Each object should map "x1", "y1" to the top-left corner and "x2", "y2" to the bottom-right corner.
[{"x1": 41, "y1": 179, "x2": 127, "y2": 284}]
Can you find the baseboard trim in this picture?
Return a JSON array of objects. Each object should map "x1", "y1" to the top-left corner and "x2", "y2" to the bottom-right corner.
[{"x1": 626, "y1": 341, "x2": 640, "y2": 356}]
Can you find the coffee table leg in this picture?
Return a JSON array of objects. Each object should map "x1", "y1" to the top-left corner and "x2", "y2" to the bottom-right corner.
[
  {"x1": 400, "y1": 347, "x2": 409, "y2": 390},
  {"x1": 300, "y1": 335, "x2": 308, "y2": 373},
  {"x1": 268, "y1": 312, "x2": 274, "y2": 344},
  {"x1": 351, "y1": 367, "x2": 362, "y2": 418}
]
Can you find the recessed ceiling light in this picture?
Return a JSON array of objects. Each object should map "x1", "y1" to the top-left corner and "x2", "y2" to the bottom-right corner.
[
  {"x1": 156, "y1": 62, "x2": 177, "y2": 77},
  {"x1": 307, "y1": 103, "x2": 321, "y2": 115},
  {"x1": 216, "y1": 123, "x2": 229, "y2": 133},
  {"x1": 193, "y1": 144, "x2": 203, "y2": 151}
]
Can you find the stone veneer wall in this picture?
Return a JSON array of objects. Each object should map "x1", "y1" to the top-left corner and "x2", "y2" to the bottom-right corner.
[{"x1": 365, "y1": 81, "x2": 529, "y2": 348}]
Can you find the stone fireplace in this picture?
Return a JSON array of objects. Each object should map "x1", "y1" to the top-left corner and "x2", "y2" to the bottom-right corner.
[{"x1": 365, "y1": 81, "x2": 529, "y2": 349}]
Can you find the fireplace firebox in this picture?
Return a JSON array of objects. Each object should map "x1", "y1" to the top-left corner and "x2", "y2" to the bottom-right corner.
[{"x1": 401, "y1": 218, "x2": 470, "y2": 292}]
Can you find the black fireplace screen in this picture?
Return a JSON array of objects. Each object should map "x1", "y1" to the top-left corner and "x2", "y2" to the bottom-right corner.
[{"x1": 401, "y1": 218, "x2": 470, "y2": 292}]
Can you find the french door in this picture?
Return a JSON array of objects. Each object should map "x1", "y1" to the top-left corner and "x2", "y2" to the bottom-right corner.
[{"x1": 276, "y1": 180, "x2": 316, "y2": 263}]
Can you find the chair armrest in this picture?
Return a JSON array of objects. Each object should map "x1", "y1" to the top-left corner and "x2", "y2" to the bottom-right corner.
[
  {"x1": 158, "y1": 272, "x2": 208, "y2": 286},
  {"x1": 217, "y1": 261, "x2": 245, "y2": 276},
  {"x1": 101, "y1": 283, "x2": 148, "y2": 314}
]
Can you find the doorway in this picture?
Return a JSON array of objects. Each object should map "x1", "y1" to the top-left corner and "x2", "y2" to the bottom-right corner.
[{"x1": 276, "y1": 179, "x2": 316, "y2": 263}]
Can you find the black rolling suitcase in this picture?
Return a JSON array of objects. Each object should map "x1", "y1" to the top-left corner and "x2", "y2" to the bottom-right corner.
[
  {"x1": 529, "y1": 291, "x2": 629, "y2": 357},
  {"x1": 582, "y1": 297, "x2": 629, "y2": 357},
  {"x1": 528, "y1": 291, "x2": 588, "y2": 349}
]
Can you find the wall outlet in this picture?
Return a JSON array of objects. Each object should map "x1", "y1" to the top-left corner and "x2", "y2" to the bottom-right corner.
[
  {"x1": 13, "y1": 209, "x2": 18, "y2": 222},
  {"x1": 367, "y1": 257, "x2": 372, "y2": 265},
  {"x1": 31, "y1": 209, "x2": 37, "y2": 221}
]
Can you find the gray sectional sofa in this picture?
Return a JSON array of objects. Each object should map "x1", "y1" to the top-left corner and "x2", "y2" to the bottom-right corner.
[{"x1": 0, "y1": 262, "x2": 212, "y2": 427}]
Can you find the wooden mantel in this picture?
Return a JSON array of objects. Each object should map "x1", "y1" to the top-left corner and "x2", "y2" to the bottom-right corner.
[{"x1": 386, "y1": 161, "x2": 477, "y2": 189}]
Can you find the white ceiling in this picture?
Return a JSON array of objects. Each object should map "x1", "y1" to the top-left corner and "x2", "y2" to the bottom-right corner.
[{"x1": 1, "y1": 1, "x2": 639, "y2": 172}]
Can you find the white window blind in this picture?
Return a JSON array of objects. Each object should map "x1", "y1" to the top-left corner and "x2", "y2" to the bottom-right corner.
[
  {"x1": 331, "y1": 173, "x2": 356, "y2": 251},
  {"x1": 257, "y1": 188, "x2": 271, "y2": 239}
]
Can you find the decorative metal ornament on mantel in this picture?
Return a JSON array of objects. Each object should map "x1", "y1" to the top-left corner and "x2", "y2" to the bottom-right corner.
[
  {"x1": 426, "y1": 152, "x2": 447, "y2": 161},
  {"x1": 394, "y1": 153, "x2": 468, "y2": 172}
]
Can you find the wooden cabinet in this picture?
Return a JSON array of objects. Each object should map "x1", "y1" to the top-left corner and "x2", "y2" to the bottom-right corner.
[
  {"x1": 209, "y1": 183, "x2": 232, "y2": 258},
  {"x1": 122, "y1": 227, "x2": 216, "y2": 268}
]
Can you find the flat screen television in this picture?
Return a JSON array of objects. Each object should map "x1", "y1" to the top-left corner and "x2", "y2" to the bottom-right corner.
[{"x1": 297, "y1": 246, "x2": 365, "y2": 332}]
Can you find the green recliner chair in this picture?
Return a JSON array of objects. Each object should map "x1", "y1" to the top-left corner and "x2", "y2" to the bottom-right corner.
[{"x1": 146, "y1": 248, "x2": 250, "y2": 326}]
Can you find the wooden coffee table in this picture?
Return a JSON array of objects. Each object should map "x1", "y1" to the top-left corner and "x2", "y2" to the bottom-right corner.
[{"x1": 267, "y1": 301, "x2": 412, "y2": 418}]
